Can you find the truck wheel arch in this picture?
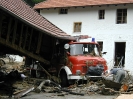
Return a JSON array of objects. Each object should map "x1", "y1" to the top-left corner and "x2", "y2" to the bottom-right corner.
[{"x1": 58, "y1": 66, "x2": 72, "y2": 79}]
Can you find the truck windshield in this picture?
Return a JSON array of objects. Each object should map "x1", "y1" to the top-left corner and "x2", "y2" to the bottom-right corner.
[{"x1": 69, "y1": 44, "x2": 100, "y2": 56}]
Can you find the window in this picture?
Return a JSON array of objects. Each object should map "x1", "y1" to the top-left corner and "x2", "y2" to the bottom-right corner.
[
  {"x1": 59, "y1": 8, "x2": 68, "y2": 14},
  {"x1": 117, "y1": 9, "x2": 127, "y2": 24},
  {"x1": 99, "y1": 10, "x2": 105, "y2": 19},
  {"x1": 73, "y1": 22, "x2": 82, "y2": 32},
  {"x1": 69, "y1": 44, "x2": 100, "y2": 56},
  {"x1": 97, "y1": 41, "x2": 103, "y2": 51}
]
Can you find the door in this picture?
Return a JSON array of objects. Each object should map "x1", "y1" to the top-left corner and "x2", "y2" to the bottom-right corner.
[{"x1": 114, "y1": 42, "x2": 126, "y2": 67}]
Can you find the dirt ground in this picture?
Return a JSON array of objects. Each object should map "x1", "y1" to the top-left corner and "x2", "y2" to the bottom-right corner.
[{"x1": 21, "y1": 92, "x2": 118, "y2": 99}]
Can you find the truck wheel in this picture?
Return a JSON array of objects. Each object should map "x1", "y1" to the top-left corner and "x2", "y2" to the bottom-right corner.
[{"x1": 60, "y1": 70, "x2": 69, "y2": 87}]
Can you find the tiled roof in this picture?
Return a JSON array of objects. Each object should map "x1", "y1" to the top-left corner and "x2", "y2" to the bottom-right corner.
[
  {"x1": 0, "y1": 0, "x2": 75, "y2": 40},
  {"x1": 34, "y1": 0, "x2": 133, "y2": 9}
]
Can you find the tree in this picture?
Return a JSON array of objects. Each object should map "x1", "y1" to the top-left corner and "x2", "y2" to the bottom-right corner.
[
  {"x1": 23, "y1": 0, "x2": 45, "y2": 7},
  {"x1": 32, "y1": 0, "x2": 45, "y2": 4}
]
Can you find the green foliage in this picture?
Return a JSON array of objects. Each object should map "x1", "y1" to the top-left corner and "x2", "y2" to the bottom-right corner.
[
  {"x1": 23, "y1": 0, "x2": 45, "y2": 7},
  {"x1": 32, "y1": 0, "x2": 44, "y2": 3}
]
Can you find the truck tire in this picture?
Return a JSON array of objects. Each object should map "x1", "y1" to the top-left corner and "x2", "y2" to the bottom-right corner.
[{"x1": 60, "y1": 70, "x2": 69, "y2": 87}]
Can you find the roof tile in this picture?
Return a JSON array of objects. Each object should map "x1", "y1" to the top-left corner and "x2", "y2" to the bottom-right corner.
[
  {"x1": 0, "y1": 0, "x2": 74, "y2": 40},
  {"x1": 34, "y1": 0, "x2": 133, "y2": 9}
]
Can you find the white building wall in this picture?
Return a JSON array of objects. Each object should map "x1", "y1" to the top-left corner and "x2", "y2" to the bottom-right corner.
[{"x1": 40, "y1": 4, "x2": 133, "y2": 72}]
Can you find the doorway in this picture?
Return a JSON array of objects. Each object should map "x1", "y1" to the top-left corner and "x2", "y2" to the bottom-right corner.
[{"x1": 114, "y1": 42, "x2": 126, "y2": 67}]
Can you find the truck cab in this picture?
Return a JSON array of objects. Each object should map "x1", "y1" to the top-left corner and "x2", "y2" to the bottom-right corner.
[{"x1": 59, "y1": 37, "x2": 108, "y2": 87}]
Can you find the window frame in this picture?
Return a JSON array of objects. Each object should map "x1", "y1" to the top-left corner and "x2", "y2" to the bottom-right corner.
[
  {"x1": 116, "y1": 9, "x2": 127, "y2": 24},
  {"x1": 59, "y1": 8, "x2": 68, "y2": 14},
  {"x1": 97, "y1": 41, "x2": 103, "y2": 51},
  {"x1": 99, "y1": 10, "x2": 105, "y2": 19},
  {"x1": 73, "y1": 22, "x2": 82, "y2": 33}
]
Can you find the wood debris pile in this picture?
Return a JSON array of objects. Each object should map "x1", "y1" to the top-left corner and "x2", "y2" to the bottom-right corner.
[
  {"x1": 0, "y1": 54, "x2": 25, "y2": 73},
  {"x1": 0, "y1": 55, "x2": 26, "y2": 98}
]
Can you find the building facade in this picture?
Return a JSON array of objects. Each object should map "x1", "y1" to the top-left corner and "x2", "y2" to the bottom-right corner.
[{"x1": 34, "y1": 1, "x2": 133, "y2": 72}]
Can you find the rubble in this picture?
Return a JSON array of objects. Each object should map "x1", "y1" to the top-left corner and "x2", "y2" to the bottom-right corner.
[
  {"x1": 0, "y1": 55, "x2": 133, "y2": 98},
  {"x1": 14, "y1": 86, "x2": 34, "y2": 99},
  {"x1": 0, "y1": 54, "x2": 25, "y2": 73}
]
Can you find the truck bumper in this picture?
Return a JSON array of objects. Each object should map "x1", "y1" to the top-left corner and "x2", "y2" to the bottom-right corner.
[
  {"x1": 68, "y1": 75, "x2": 103, "y2": 81},
  {"x1": 68, "y1": 75, "x2": 87, "y2": 80}
]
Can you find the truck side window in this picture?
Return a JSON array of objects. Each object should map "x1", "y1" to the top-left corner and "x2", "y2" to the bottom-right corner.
[
  {"x1": 83, "y1": 44, "x2": 88, "y2": 54},
  {"x1": 88, "y1": 44, "x2": 94, "y2": 53}
]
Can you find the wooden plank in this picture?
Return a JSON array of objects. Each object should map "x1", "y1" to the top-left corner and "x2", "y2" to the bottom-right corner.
[
  {"x1": 6, "y1": 17, "x2": 12, "y2": 42},
  {"x1": 0, "y1": 38, "x2": 50, "y2": 64},
  {"x1": 36, "y1": 32, "x2": 42, "y2": 54},
  {"x1": 28, "y1": 28, "x2": 33, "y2": 50},
  {"x1": 23, "y1": 26, "x2": 28, "y2": 49},
  {"x1": 14, "y1": 86, "x2": 34, "y2": 98},
  {"x1": 19, "y1": 24, "x2": 24, "y2": 47},
  {"x1": 12, "y1": 20, "x2": 18, "y2": 44},
  {"x1": 13, "y1": 89, "x2": 26, "y2": 95},
  {"x1": 0, "y1": 13, "x2": 3, "y2": 38}
]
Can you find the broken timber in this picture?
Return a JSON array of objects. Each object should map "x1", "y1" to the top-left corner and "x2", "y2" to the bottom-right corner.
[
  {"x1": 35, "y1": 80, "x2": 51, "y2": 93},
  {"x1": 13, "y1": 86, "x2": 34, "y2": 98}
]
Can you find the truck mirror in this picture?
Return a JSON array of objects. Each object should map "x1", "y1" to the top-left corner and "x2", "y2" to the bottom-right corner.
[
  {"x1": 66, "y1": 52, "x2": 70, "y2": 56},
  {"x1": 102, "y1": 52, "x2": 107, "y2": 54},
  {"x1": 64, "y1": 44, "x2": 69, "y2": 49}
]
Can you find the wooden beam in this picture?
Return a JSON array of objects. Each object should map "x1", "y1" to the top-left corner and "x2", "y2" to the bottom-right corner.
[
  {"x1": 23, "y1": 26, "x2": 28, "y2": 49},
  {"x1": 0, "y1": 38, "x2": 50, "y2": 65},
  {"x1": 28, "y1": 28, "x2": 33, "y2": 50},
  {"x1": 6, "y1": 17, "x2": 12, "y2": 42},
  {"x1": 36, "y1": 32, "x2": 43, "y2": 54},
  {"x1": 12, "y1": 20, "x2": 18, "y2": 44},
  {"x1": 19, "y1": 24, "x2": 24, "y2": 47},
  {"x1": 0, "y1": 14, "x2": 2, "y2": 38}
]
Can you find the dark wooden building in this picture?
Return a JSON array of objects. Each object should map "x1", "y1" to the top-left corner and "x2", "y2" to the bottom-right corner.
[{"x1": 0, "y1": 0, "x2": 75, "y2": 65}]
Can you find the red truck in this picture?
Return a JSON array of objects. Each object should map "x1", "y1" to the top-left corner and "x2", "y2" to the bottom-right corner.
[
  {"x1": 57, "y1": 35, "x2": 108, "y2": 87},
  {"x1": 29, "y1": 35, "x2": 108, "y2": 87}
]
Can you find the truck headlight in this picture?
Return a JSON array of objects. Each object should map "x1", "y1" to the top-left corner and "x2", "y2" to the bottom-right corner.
[{"x1": 76, "y1": 70, "x2": 81, "y2": 75}]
